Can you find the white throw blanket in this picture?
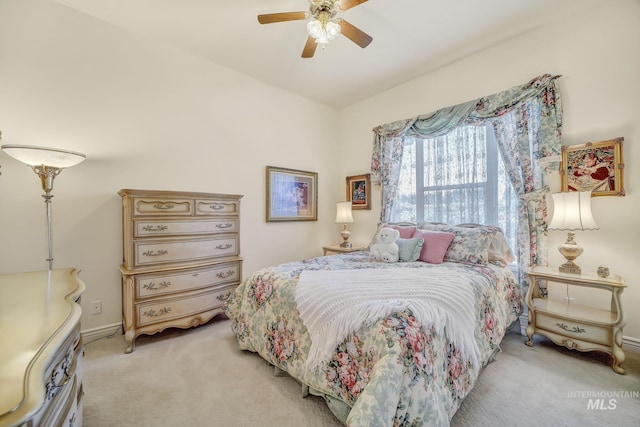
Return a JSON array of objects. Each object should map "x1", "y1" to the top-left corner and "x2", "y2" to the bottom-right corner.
[{"x1": 296, "y1": 268, "x2": 480, "y2": 371}]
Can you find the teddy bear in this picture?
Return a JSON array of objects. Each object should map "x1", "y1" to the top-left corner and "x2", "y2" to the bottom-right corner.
[{"x1": 370, "y1": 227, "x2": 400, "y2": 263}]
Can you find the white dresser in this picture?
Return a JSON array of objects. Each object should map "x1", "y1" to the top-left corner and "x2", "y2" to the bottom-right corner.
[
  {"x1": 0, "y1": 269, "x2": 85, "y2": 427},
  {"x1": 119, "y1": 189, "x2": 243, "y2": 353},
  {"x1": 525, "y1": 266, "x2": 626, "y2": 374}
]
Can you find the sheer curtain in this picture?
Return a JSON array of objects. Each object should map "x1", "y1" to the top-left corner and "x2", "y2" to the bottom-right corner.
[{"x1": 371, "y1": 74, "x2": 563, "y2": 281}]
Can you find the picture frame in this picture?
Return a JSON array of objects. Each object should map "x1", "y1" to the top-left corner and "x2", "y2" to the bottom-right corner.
[
  {"x1": 266, "y1": 166, "x2": 318, "y2": 222},
  {"x1": 560, "y1": 137, "x2": 625, "y2": 197},
  {"x1": 346, "y1": 173, "x2": 371, "y2": 210}
]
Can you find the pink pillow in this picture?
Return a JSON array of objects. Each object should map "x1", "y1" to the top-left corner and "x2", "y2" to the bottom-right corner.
[
  {"x1": 385, "y1": 224, "x2": 416, "y2": 239},
  {"x1": 413, "y1": 230, "x2": 455, "y2": 264}
]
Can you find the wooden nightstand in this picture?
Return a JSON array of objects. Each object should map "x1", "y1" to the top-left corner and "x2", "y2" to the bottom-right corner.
[
  {"x1": 525, "y1": 266, "x2": 626, "y2": 374},
  {"x1": 323, "y1": 244, "x2": 367, "y2": 256}
]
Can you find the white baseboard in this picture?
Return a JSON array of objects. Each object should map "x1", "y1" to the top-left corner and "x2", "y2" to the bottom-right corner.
[
  {"x1": 82, "y1": 322, "x2": 121, "y2": 344},
  {"x1": 623, "y1": 335, "x2": 640, "y2": 351}
]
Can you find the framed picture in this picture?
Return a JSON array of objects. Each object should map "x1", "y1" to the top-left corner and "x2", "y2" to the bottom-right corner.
[
  {"x1": 560, "y1": 137, "x2": 624, "y2": 197},
  {"x1": 266, "y1": 166, "x2": 318, "y2": 222},
  {"x1": 346, "y1": 173, "x2": 371, "y2": 210}
]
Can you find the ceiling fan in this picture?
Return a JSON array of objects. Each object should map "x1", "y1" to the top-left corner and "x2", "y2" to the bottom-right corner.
[{"x1": 257, "y1": 0, "x2": 373, "y2": 58}]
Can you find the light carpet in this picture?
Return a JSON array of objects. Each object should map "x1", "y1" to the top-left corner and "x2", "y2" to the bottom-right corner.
[{"x1": 82, "y1": 317, "x2": 640, "y2": 426}]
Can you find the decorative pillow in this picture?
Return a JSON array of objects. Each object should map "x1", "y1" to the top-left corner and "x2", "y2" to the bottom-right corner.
[
  {"x1": 368, "y1": 223, "x2": 417, "y2": 248},
  {"x1": 417, "y1": 223, "x2": 497, "y2": 265},
  {"x1": 396, "y1": 237, "x2": 424, "y2": 262},
  {"x1": 412, "y1": 230, "x2": 455, "y2": 264}
]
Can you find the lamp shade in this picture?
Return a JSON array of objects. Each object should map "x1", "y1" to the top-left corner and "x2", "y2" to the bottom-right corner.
[
  {"x1": 1, "y1": 145, "x2": 86, "y2": 168},
  {"x1": 549, "y1": 191, "x2": 598, "y2": 231},
  {"x1": 335, "y1": 201, "x2": 354, "y2": 224}
]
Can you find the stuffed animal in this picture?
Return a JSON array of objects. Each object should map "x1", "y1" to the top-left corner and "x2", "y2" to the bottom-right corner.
[{"x1": 370, "y1": 227, "x2": 400, "y2": 263}]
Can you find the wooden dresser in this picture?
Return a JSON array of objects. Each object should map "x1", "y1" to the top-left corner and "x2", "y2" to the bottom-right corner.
[
  {"x1": 119, "y1": 189, "x2": 243, "y2": 353},
  {"x1": 0, "y1": 269, "x2": 85, "y2": 427}
]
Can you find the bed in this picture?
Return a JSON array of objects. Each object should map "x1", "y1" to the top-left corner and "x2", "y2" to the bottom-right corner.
[{"x1": 224, "y1": 223, "x2": 522, "y2": 426}]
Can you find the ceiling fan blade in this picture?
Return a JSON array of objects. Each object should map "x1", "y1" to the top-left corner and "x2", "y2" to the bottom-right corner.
[
  {"x1": 338, "y1": 0, "x2": 369, "y2": 11},
  {"x1": 338, "y1": 19, "x2": 373, "y2": 48},
  {"x1": 302, "y1": 36, "x2": 318, "y2": 58},
  {"x1": 257, "y1": 12, "x2": 308, "y2": 24}
]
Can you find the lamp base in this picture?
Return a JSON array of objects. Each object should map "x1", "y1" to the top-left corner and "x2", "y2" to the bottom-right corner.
[
  {"x1": 559, "y1": 261, "x2": 581, "y2": 275},
  {"x1": 340, "y1": 226, "x2": 351, "y2": 248},
  {"x1": 557, "y1": 232, "x2": 583, "y2": 275}
]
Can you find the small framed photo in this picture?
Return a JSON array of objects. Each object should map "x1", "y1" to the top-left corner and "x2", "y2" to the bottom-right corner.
[
  {"x1": 266, "y1": 166, "x2": 318, "y2": 222},
  {"x1": 560, "y1": 137, "x2": 625, "y2": 197},
  {"x1": 346, "y1": 173, "x2": 371, "y2": 210}
]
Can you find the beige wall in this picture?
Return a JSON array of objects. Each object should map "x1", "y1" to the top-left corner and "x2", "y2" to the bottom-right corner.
[
  {"x1": 337, "y1": 0, "x2": 640, "y2": 341},
  {"x1": 1, "y1": 0, "x2": 638, "y2": 344},
  {"x1": 0, "y1": 0, "x2": 341, "y2": 331}
]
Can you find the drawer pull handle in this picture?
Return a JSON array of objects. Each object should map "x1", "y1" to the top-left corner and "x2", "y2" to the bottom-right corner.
[
  {"x1": 143, "y1": 281, "x2": 171, "y2": 291},
  {"x1": 215, "y1": 223, "x2": 233, "y2": 229},
  {"x1": 217, "y1": 292, "x2": 232, "y2": 302},
  {"x1": 153, "y1": 203, "x2": 175, "y2": 210},
  {"x1": 142, "y1": 224, "x2": 168, "y2": 232},
  {"x1": 556, "y1": 323, "x2": 585, "y2": 334},
  {"x1": 216, "y1": 243, "x2": 232, "y2": 250},
  {"x1": 46, "y1": 349, "x2": 73, "y2": 400},
  {"x1": 209, "y1": 203, "x2": 225, "y2": 210},
  {"x1": 143, "y1": 307, "x2": 172, "y2": 318},
  {"x1": 216, "y1": 270, "x2": 236, "y2": 279},
  {"x1": 142, "y1": 249, "x2": 168, "y2": 257}
]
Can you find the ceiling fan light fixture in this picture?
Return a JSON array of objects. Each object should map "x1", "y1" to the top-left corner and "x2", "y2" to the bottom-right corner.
[
  {"x1": 257, "y1": 0, "x2": 370, "y2": 58},
  {"x1": 306, "y1": 15, "x2": 341, "y2": 44}
]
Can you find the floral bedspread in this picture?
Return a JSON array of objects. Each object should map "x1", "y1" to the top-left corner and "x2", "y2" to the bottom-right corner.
[{"x1": 224, "y1": 252, "x2": 522, "y2": 426}]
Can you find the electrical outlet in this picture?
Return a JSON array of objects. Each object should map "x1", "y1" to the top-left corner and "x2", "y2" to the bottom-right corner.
[{"x1": 91, "y1": 300, "x2": 102, "y2": 314}]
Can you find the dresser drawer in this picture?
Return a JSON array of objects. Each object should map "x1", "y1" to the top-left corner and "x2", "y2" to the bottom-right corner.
[
  {"x1": 135, "y1": 261, "x2": 241, "y2": 299},
  {"x1": 134, "y1": 218, "x2": 238, "y2": 237},
  {"x1": 134, "y1": 235, "x2": 239, "y2": 267},
  {"x1": 133, "y1": 197, "x2": 193, "y2": 216},
  {"x1": 536, "y1": 312, "x2": 611, "y2": 345},
  {"x1": 35, "y1": 328, "x2": 82, "y2": 427},
  {"x1": 136, "y1": 285, "x2": 235, "y2": 327},
  {"x1": 195, "y1": 198, "x2": 240, "y2": 216}
]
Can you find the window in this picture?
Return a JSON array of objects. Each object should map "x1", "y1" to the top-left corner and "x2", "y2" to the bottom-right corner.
[{"x1": 390, "y1": 124, "x2": 519, "y2": 259}]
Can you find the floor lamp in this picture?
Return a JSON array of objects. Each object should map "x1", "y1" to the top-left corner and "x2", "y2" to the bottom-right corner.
[{"x1": 1, "y1": 144, "x2": 86, "y2": 270}]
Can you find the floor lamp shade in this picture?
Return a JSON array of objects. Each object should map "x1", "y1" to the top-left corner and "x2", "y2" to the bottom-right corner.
[
  {"x1": 1, "y1": 144, "x2": 86, "y2": 269},
  {"x1": 548, "y1": 191, "x2": 598, "y2": 274}
]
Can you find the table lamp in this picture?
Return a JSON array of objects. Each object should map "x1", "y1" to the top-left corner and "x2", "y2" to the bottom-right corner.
[
  {"x1": 335, "y1": 201, "x2": 354, "y2": 248},
  {"x1": 548, "y1": 191, "x2": 598, "y2": 274}
]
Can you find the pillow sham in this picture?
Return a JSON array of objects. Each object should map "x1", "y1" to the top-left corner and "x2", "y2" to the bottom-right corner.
[
  {"x1": 487, "y1": 228, "x2": 516, "y2": 266},
  {"x1": 417, "y1": 223, "x2": 497, "y2": 265},
  {"x1": 396, "y1": 237, "x2": 424, "y2": 262},
  {"x1": 412, "y1": 230, "x2": 455, "y2": 264}
]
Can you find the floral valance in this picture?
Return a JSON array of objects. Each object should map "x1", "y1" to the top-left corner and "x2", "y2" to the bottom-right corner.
[{"x1": 371, "y1": 74, "x2": 563, "y2": 182}]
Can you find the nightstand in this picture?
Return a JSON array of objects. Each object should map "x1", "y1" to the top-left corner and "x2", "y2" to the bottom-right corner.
[
  {"x1": 525, "y1": 266, "x2": 626, "y2": 374},
  {"x1": 323, "y1": 244, "x2": 367, "y2": 256}
]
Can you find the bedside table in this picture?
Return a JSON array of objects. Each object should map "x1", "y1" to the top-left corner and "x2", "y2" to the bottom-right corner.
[
  {"x1": 525, "y1": 266, "x2": 626, "y2": 374},
  {"x1": 323, "y1": 244, "x2": 367, "y2": 256}
]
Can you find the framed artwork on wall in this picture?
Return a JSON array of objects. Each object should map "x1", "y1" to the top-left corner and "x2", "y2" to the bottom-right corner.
[
  {"x1": 346, "y1": 173, "x2": 371, "y2": 210},
  {"x1": 266, "y1": 166, "x2": 318, "y2": 222},
  {"x1": 560, "y1": 137, "x2": 625, "y2": 197}
]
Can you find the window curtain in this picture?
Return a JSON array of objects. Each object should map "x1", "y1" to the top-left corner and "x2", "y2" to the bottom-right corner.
[{"x1": 371, "y1": 74, "x2": 562, "y2": 278}]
